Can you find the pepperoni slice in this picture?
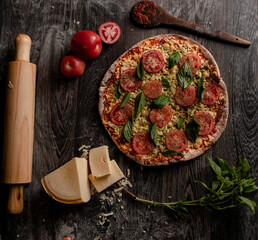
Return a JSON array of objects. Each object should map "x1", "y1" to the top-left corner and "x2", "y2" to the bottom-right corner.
[
  {"x1": 194, "y1": 111, "x2": 214, "y2": 136},
  {"x1": 110, "y1": 102, "x2": 133, "y2": 126},
  {"x1": 149, "y1": 105, "x2": 173, "y2": 128},
  {"x1": 174, "y1": 86, "x2": 196, "y2": 107},
  {"x1": 165, "y1": 129, "x2": 188, "y2": 152},
  {"x1": 143, "y1": 79, "x2": 163, "y2": 99},
  {"x1": 142, "y1": 50, "x2": 165, "y2": 73},
  {"x1": 178, "y1": 53, "x2": 201, "y2": 74},
  {"x1": 201, "y1": 83, "x2": 221, "y2": 105},
  {"x1": 132, "y1": 131, "x2": 155, "y2": 155},
  {"x1": 120, "y1": 69, "x2": 142, "y2": 92}
]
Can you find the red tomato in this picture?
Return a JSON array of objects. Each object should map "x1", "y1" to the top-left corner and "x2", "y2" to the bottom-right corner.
[
  {"x1": 63, "y1": 238, "x2": 71, "y2": 240},
  {"x1": 60, "y1": 56, "x2": 85, "y2": 78},
  {"x1": 98, "y1": 22, "x2": 121, "y2": 44},
  {"x1": 71, "y1": 31, "x2": 102, "y2": 60}
]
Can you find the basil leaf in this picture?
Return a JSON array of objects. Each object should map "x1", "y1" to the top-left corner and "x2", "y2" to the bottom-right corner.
[
  {"x1": 217, "y1": 158, "x2": 232, "y2": 173},
  {"x1": 115, "y1": 84, "x2": 122, "y2": 99},
  {"x1": 135, "y1": 92, "x2": 146, "y2": 119},
  {"x1": 124, "y1": 117, "x2": 133, "y2": 143},
  {"x1": 151, "y1": 94, "x2": 169, "y2": 108},
  {"x1": 243, "y1": 185, "x2": 258, "y2": 193},
  {"x1": 197, "y1": 76, "x2": 205, "y2": 100},
  {"x1": 177, "y1": 62, "x2": 193, "y2": 88},
  {"x1": 162, "y1": 77, "x2": 170, "y2": 89},
  {"x1": 238, "y1": 196, "x2": 256, "y2": 213},
  {"x1": 241, "y1": 156, "x2": 250, "y2": 178},
  {"x1": 149, "y1": 122, "x2": 157, "y2": 146},
  {"x1": 177, "y1": 117, "x2": 185, "y2": 129},
  {"x1": 186, "y1": 118, "x2": 200, "y2": 142},
  {"x1": 208, "y1": 158, "x2": 222, "y2": 177},
  {"x1": 163, "y1": 150, "x2": 181, "y2": 156},
  {"x1": 137, "y1": 61, "x2": 144, "y2": 80},
  {"x1": 120, "y1": 91, "x2": 131, "y2": 109},
  {"x1": 168, "y1": 52, "x2": 180, "y2": 68}
]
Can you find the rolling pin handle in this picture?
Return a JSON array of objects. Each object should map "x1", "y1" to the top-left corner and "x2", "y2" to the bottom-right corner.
[
  {"x1": 15, "y1": 34, "x2": 31, "y2": 62},
  {"x1": 7, "y1": 185, "x2": 24, "y2": 214}
]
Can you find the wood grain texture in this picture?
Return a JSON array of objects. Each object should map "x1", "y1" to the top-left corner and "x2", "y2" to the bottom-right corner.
[{"x1": 0, "y1": 0, "x2": 257, "y2": 239}]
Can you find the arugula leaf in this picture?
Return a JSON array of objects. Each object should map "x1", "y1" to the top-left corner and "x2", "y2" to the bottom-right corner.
[
  {"x1": 177, "y1": 117, "x2": 185, "y2": 129},
  {"x1": 162, "y1": 77, "x2": 170, "y2": 89},
  {"x1": 168, "y1": 52, "x2": 180, "y2": 68},
  {"x1": 197, "y1": 76, "x2": 205, "y2": 100},
  {"x1": 137, "y1": 61, "x2": 144, "y2": 80},
  {"x1": 186, "y1": 118, "x2": 200, "y2": 142},
  {"x1": 151, "y1": 94, "x2": 169, "y2": 108},
  {"x1": 163, "y1": 150, "x2": 181, "y2": 156},
  {"x1": 135, "y1": 92, "x2": 146, "y2": 119},
  {"x1": 124, "y1": 117, "x2": 133, "y2": 143},
  {"x1": 120, "y1": 91, "x2": 131, "y2": 109},
  {"x1": 177, "y1": 62, "x2": 193, "y2": 88},
  {"x1": 115, "y1": 84, "x2": 122, "y2": 99},
  {"x1": 149, "y1": 122, "x2": 157, "y2": 146}
]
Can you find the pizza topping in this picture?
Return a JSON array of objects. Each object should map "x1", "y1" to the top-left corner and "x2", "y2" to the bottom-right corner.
[
  {"x1": 120, "y1": 91, "x2": 131, "y2": 108},
  {"x1": 194, "y1": 111, "x2": 214, "y2": 136},
  {"x1": 151, "y1": 94, "x2": 169, "y2": 108},
  {"x1": 115, "y1": 84, "x2": 122, "y2": 99},
  {"x1": 137, "y1": 61, "x2": 144, "y2": 80},
  {"x1": 110, "y1": 103, "x2": 133, "y2": 126},
  {"x1": 120, "y1": 69, "x2": 143, "y2": 92},
  {"x1": 135, "y1": 92, "x2": 146, "y2": 119},
  {"x1": 165, "y1": 129, "x2": 188, "y2": 152},
  {"x1": 124, "y1": 117, "x2": 133, "y2": 142},
  {"x1": 201, "y1": 83, "x2": 221, "y2": 105},
  {"x1": 178, "y1": 53, "x2": 201, "y2": 74},
  {"x1": 132, "y1": 131, "x2": 155, "y2": 155},
  {"x1": 143, "y1": 79, "x2": 163, "y2": 99},
  {"x1": 161, "y1": 77, "x2": 170, "y2": 88},
  {"x1": 149, "y1": 122, "x2": 157, "y2": 146},
  {"x1": 177, "y1": 117, "x2": 185, "y2": 129},
  {"x1": 186, "y1": 118, "x2": 201, "y2": 142},
  {"x1": 197, "y1": 76, "x2": 205, "y2": 100},
  {"x1": 142, "y1": 50, "x2": 165, "y2": 73},
  {"x1": 177, "y1": 62, "x2": 193, "y2": 88},
  {"x1": 163, "y1": 150, "x2": 181, "y2": 156},
  {"x1": 174, "y1": 86, "x2": 196, "y2": 107},
  {"x1": 149, "y1": 105, "x2": 173, "y2": 128},
  {"x1": 168, "y1": 52, "x2": 180, "y2": 69}
]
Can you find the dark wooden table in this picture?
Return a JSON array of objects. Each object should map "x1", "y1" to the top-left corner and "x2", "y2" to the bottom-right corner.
[{"x1": 0, "y1": 0, "x2": 257, "y2": 239}]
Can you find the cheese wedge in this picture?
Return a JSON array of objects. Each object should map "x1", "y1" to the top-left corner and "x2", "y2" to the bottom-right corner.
[
  {"x1": 41, "y1": 157, "x2": 91, "y2": 204},
  {"x1": 89, "y1": 160, "x2": 125, "y2": 192},
  {"x1": 89, "y1": 146, "x2": 111, "y2": 177}
]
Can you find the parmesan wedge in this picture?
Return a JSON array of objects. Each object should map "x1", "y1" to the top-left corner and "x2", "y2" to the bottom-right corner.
[
  {"x1": 89, "y1": 146, "x2": 111, "y2": 177},
  {"x1": 89, "y1": 160, "x2": 125, "y2": 192},
  {"x1": 41, "y1": 158, "x2": 91, "y2": 204}
]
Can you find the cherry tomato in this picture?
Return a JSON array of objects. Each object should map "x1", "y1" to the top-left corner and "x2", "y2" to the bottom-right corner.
[
  {"x1": 71, "y1": 31, "x2": 102, "y2": 60},
  {"x1": 60, "y1": 56, "x2": 85, "y2": 78},
  {"x1": 98, "y1": 22, "x2": 121, "y2": 44}
]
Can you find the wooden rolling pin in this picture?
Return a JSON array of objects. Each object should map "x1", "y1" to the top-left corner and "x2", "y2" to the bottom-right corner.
[{"x1": 1, "y1": 34, "x2": 36, "y2": 214}]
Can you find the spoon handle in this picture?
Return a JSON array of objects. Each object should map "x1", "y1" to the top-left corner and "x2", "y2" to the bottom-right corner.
[{"x1": 162, "y1": 14, "x2": 251, "y2": 46}]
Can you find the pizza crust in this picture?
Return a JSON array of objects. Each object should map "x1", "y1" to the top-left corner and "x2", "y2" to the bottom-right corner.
[{"x1": 99, "y1": 34, "x2": 229, "y2": 166}]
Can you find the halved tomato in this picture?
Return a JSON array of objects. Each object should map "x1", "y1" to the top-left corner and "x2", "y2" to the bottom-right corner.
[{"x1": 98, "y1": 22, "x2": 121, "y2": 44}]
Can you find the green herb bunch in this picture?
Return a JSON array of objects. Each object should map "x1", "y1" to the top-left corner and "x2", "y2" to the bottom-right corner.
[{"x1": 123, "y1": 157, "x2": 257, "y2": 219}]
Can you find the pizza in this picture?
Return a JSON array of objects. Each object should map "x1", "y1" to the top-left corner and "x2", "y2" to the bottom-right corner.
[{"x1": 99, "y1": 34, "x2": 228, "y2": 166}]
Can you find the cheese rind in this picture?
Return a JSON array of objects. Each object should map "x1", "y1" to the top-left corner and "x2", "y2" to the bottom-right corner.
[
  {"x1": 89, "y1": 160, "x2": 125, "y2": 192},
  {"x1": 89, "y1": 146, "x2": 111, "y2": 177},
  {"x1": 41, "y1": 157, "x2": 91, "y2": 204}
]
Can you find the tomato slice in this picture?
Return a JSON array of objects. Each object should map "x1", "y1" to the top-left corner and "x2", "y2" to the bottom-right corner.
[
  {"x1": 178, "y1": 53, "x2": 201, "y2": 74},
  {"x1": 98, "y1": 22, "x2": 121, "y2": 44}
]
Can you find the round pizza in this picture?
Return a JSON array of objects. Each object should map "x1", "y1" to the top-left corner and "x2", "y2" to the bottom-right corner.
[{"x1": 99, "y1": 34, "x2": 228, "y2": 166}]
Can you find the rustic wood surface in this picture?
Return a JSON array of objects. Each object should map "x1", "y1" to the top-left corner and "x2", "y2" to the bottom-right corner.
[{"x1": 0, "y1": 0, "x2": 257, "y2": 239}]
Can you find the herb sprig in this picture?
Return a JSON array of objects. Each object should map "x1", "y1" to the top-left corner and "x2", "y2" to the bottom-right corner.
[{"x1": 122, "y1": 156, "x2": 258, "y2": 219}]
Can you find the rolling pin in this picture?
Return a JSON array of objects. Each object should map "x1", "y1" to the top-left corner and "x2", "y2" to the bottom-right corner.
[{"x1": 1, "y1": 34, "x2": 36, "y2": 214}]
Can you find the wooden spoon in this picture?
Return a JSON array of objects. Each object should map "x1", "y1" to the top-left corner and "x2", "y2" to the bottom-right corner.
[{"x1": 131, "y1": 0, "x2": 251, "y2": 47}]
